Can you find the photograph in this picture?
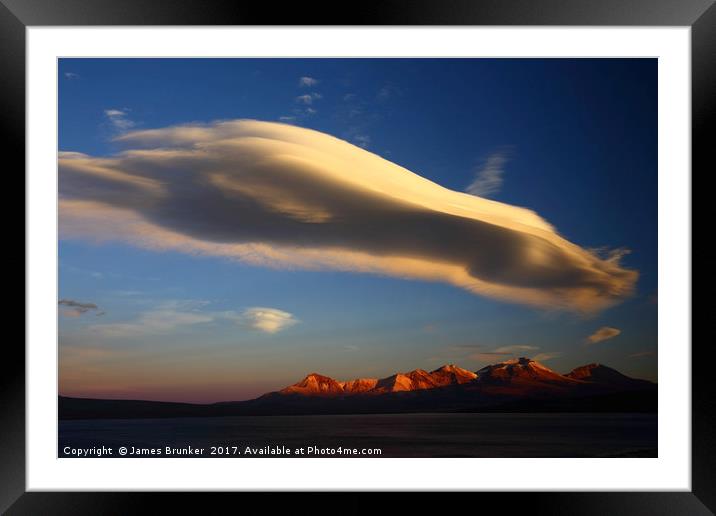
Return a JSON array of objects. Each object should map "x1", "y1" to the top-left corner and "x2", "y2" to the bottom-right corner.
[{"x1": 57, "y1": 57, "x2": 658, "y2": 459}]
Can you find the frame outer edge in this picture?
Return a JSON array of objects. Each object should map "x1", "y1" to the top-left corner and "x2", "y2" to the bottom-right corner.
[
  {"x1": 692, "y1": 1, "x2": 716, "y2": 514},
  {"x1": 0, "y1": 0, "x2": 27, "y2": 514},
  {"x1": 4, "y1": 0, "x2": 710, "y2": 512},
  {"x1": 0, "y1": 0, "x2": 715, "y2": 26}
]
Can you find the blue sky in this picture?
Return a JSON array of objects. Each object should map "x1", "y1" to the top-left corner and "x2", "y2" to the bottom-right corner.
[{"x1": 58, "y1": 58, "x2": 657, "y2": 402}]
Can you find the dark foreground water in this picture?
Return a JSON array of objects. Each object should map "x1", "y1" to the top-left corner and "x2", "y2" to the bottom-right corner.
[{"x1": 59, "y1": 412, "x2": 657, "y2": 458}]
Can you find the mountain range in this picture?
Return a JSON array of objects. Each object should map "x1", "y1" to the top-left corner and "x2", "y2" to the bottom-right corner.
[
  {"x1": 59, "y1": 357, "x2": 656, "y2": 420},
  {"x1": 277, "y1": 363, "x2": 478, "y2": 397}
]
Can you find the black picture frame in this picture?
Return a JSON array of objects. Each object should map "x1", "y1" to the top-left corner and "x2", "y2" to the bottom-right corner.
[{"x1": 6, "y1": 0, "x2": 708, "y2": 513}]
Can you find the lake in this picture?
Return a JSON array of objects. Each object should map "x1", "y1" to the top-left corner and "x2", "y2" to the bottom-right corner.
[{"x1": 59, "y1": 412, "x2": 657, "y2": 458}]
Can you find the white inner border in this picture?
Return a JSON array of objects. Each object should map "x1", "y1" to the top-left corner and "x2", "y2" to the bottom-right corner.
[{"x1": 27, "y1": 27, "x2": 691, "y2": 491}]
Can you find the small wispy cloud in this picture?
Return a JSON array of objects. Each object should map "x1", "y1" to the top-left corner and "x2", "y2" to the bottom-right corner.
[
  {"x1": 533, "y1": 352, "x2": 562, "y2": 362},
  {"x1": 233, "y1": 307, "x2": 299, "y2": 334},
  {"x1": 353, "y1": 134, "x2": 371, "y2": 148},
  {"x1": 89, "y1": 300, "x2": 211, "y2": 338},
  {"x1": 469, "y1": 345, "x2": 561, "y2": 364},
  {"x1": 586, "y1": 326, "x2": 621, "y2": 345},
  {"x1": 104, "y1": 108, "x2": 135, "y2": 131},
  {"x1": 469, "y1": 344, "x2": 539, "y2": 362},
  {"x1": 295, "y1": 93, "x2": 322, "y2": 105},
  {"x1": 494, "y1": 345, "x2": 539, "y2": 354},
  {"x1": 466, "y1": 149, "x2": 511, "y2": 198},
  {"x1": 298, "y1": 76, "x2": 319, "y2": 88},
  {"x1": 280, "y1": 81, "x2": 322, "y2": 122},
  {"x1": 377, "y1": 82, "x2": 401, "y2": 101},
  {"x1": 285, "y1": 107, "x2": 317, "y2": 120},
  {"x1": 428, "y1": 342, "x2": 560, "y2": 366},
  {"x1": 59, "y1": 298, "x2": 104, "y2": 317},
  {"x1": 64, "y1": 72, "x2": 79, "y2": 79}
]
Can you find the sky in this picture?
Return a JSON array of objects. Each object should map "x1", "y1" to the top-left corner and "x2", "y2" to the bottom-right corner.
[{"x1": 58, "y1": 58, "x2": 657, "y2": 403}]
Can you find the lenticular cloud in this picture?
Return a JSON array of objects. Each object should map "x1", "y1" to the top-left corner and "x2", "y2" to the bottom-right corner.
[{"x1": 59, "y1": 119, "x2": 637, "y2": 312}]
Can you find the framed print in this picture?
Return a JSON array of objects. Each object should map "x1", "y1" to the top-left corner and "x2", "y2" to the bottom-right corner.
[{"x1": 8, "y1": 0, "x2": 709, "y2": 512}]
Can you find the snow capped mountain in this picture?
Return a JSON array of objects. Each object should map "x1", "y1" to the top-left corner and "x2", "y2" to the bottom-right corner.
[
  {"x1": 565, "y1": 363, "x2": 654, "y2": 388},
  {"x1": 340, "y1": 378, "x2": 379, "y2": 394},
  {"x1": 372, "y1": 369, "x2": 436, "y2": 393},
  {"x1": 476, "y1": 357, "x2": 580, "y2": 385},
  {"x1": 430, "y1": 364, "x2": 478, "y2": 386},
  {"x1": 279, "y1": 373, "x2": 345, "y2": 396}
]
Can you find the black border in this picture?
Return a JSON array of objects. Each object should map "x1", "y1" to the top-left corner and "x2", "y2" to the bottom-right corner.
[{"x1": 7, "y1": 0, "x2": 710, "y2": 513}]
